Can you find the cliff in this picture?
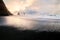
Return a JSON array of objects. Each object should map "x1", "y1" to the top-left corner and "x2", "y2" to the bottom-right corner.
[{"x1": 0, "y1": 0, "x2": 12, "y2": 16}]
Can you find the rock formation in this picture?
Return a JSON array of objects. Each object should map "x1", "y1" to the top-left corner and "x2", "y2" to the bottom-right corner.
[{"x1": 0, "y1": 0, "x2": 12, "y2": 16}]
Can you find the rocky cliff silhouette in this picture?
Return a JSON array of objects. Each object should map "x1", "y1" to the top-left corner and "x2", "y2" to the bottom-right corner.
[{"x1": 0, "y1": 0, "x2": 12, "y2": 16}]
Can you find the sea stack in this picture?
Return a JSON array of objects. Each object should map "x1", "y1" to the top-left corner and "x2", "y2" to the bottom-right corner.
[{"x1": 0, "y1": 0, "x2": 12, "y2": 16}]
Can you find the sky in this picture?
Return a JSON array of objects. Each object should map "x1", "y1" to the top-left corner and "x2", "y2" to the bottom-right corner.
[{"x1": 3, "y1": 0, "x2": 60, "y2": 15}]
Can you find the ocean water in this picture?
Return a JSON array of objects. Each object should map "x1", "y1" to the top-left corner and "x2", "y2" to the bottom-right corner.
[{"x1": 0, "y1": 16, "x2": 60, "y2": 31}]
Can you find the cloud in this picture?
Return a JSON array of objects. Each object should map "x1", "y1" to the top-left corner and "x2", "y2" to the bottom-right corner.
[
  {"x1": 3, "y1": 0, "x2": 35, "y2": 13},
  {"x1": 25, "y1": 9, "x2": 38, "y2": 15},
  {"x1": 19, "y1": 0, "x2": 35, "y2": 11},
  {"x1": 3, "y1": 0, "x2": 60, "y2": 15}
]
